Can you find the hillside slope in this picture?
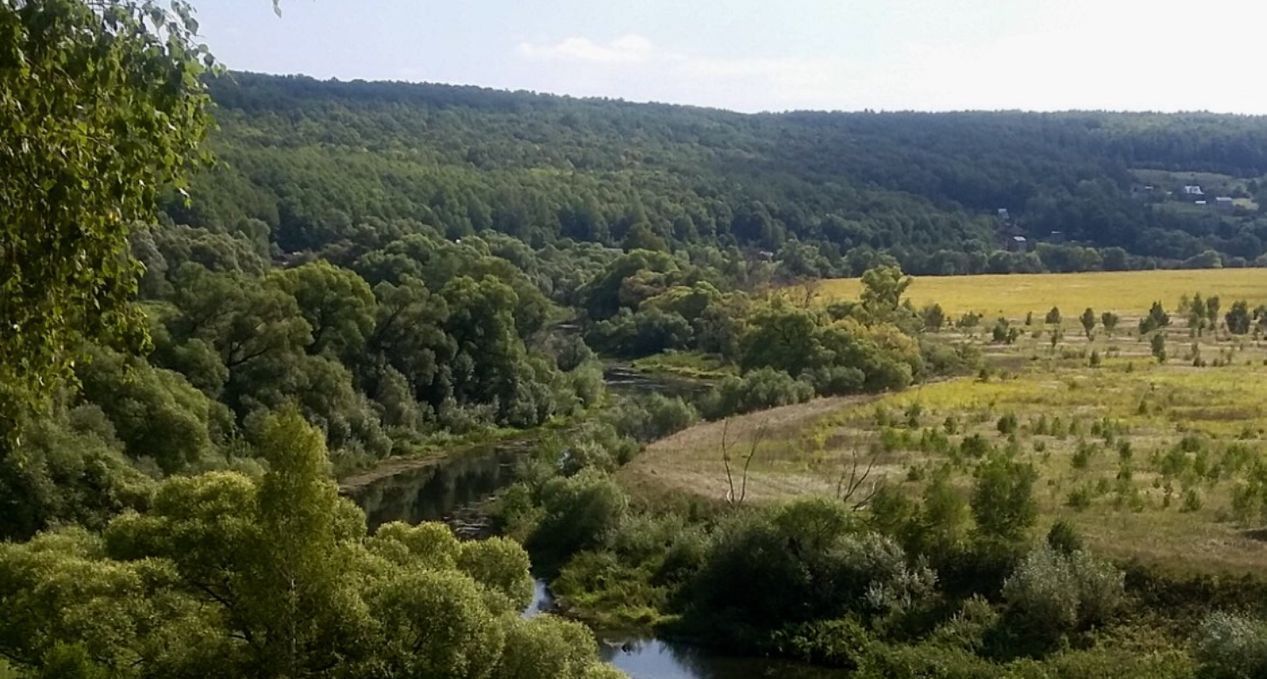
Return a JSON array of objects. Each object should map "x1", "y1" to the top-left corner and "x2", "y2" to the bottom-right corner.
[{"x1": 173, "y1": 72, "x2": 1267, "y2": 273}]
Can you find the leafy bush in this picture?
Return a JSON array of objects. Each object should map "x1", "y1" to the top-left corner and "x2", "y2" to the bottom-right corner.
[
  {"x1": 529, "y1": 469, "x2": 629, "y2": 564},
  {"x1": 971, "y1": 454, "x2": 1037, "y2": 545},
  {"x1": 920, "y1": 339, "x2": 982, "y2": 377},
  {"x1": 491, "y1": 482, "x2": 542, "y2": 542},
  {"x1": 605, "y1": 393, "x2": 698, "y2": 442},
  {"x1": 929, "y1": 595, "x2": 1000, "y2": 652},
  {"x1": 0, "y1": 415, "x2": 154, "y2": 541},
  {"x1": 1002, "y1": 545, "x2": 1125, "y2": 640},
  {"x1": 700, "y1": 368, "x2": 815, "y2": 419},
  {"x1": 997, "y1": 413, "x2": 1019, "y2": 435},
  {"x1": 688, "y1": 499, "x2": 935, "y2": 630},
  {"x1": 854, "y1": 640, "x2": 997, "y2": 679},
  {"x1": 1046, "y1": 520, "x2": 1084, "y2": 555},
  {"x1": 806, "y1": 365, "x2": 867, "y2": 396},
  {"x1": 586, "y1": 307, "x2": 693, "y2": 357},
  {"x1": 774, "y1": 616, "x2": 874, "y2": 669},
  {"x1": 551, "y1": 550, "x2": 664, "y2": 628},
  {"x1": 1194, "y1": 611, "x2": 1267, "y2": 679},
  {"x1": 553, "y1": 422, "x2": 640, "y2": 475}
]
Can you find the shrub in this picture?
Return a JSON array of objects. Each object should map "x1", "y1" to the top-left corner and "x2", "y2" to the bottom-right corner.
[
  {"x1": 807, "y1": 365, "x2": 867, "y2": 396},
  {"x1": 569, "y1": 361, "x2": 605, "y2": 408},
  {"x1": 550, "y1": 549, "x2": 662, "y2": 627},
  {"x1": 690, "y1": 501, "x2": 933, "y2": 628},
  {"x1": 1002, "y1": 545, "x2": 1124, "y2": 640},
  {"x1": 1066, "y1": 485, "x2": 1093, "y2": 510},
  {"x1": 1181, "y1": 488, "x2": 1202, "y2": 513},
  {"x1": 1071, "y1": 441, "x2": 1096, "y2": 470},
  {"x1": 657, "y1": 524, "x2": 710, "y2": 585},
  {"x1": 586, "y1": 307, "x2": 693, "y2": 357},
  {"x1": 611, "y1": 513, "x2": 688, "y2": 565},
  {"x1": 529, "y1": 469, "x2": 628, "y2": 563},
  {"x1": 492, "y1": 482, "x2": 543, "y2": 541},
  {"x1": 1046, "y1": 520, "x2": 1083, "y2": 554},
  {"x1": 960, "y1": 433, "x2": 992, "y2": 458},
  {"x1": 775, "y1": 616, "x2": 874, "y2": 669},
  {"x1": 920, "y1": 339, "x2": 981, "y2": 377},
  {"x1": 997, "y1": 413, "x2": 1019, "y2": 435},
  {"x1": 701, "y1": 367, "x2": 814, "y2": 419},
  {"x1": 929, "y1": 595, "x2": 1000, "y2": 652},
  {"x1": 551, "y1": 422, "x2": 640, "y2": 474},
  {"x1": 1194, "y1": 611, "x2": 1267, "y2": 679},
  {"x1": 921, "y1": 303, "x2": 947, "y2": 332},
  {"x1": 606, "y1": 393, "x2": 698, "y2": 442},
  {"x1": 971, "y1": 454, "x2": 1037, "y2": 545},
  {"x1": 854, "y1": 640, "x2": 997, "y2": 678}
]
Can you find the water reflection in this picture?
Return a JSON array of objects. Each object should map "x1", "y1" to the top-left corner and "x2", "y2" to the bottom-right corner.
[
  {"x1": 525, "y1": 578, "x2": 839, "y2": 678},
  {"x1": 346, "y1": 440, "x2": 842, "y2": 679},
  {"x1": 348, "y1": 447, "x2": 519, "y2": 532},
  {"x1": 598, "y1": 635, "x2": 845, "y2": 679}
]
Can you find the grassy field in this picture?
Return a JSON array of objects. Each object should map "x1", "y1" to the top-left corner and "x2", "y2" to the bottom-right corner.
[
  {"x1": 621, "y1": 359, "x2": 1267, "y2": 574},
  {"x1": 624, "y1": 269, "x2": 1267, "y2": 575},
  {"x1": 807, "y1": 268, "x2": 1267, "y2": 318}
]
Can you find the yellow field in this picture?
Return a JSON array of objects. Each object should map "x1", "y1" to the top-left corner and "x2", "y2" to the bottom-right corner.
[{"x1": 811, "y1": 268, "x2": 1267, "y2": 318}]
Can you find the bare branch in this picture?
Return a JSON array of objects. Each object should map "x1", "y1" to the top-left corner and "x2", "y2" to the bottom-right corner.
[
  {"x1": 737, "y1": 422, "x2": 768, "y2": 505},
  {"x1": 836, "y1": 445, "x2": 881, "y2": 510},
  {"x1": 720, "y1": 419, "x2": 735, "y2": 504}
]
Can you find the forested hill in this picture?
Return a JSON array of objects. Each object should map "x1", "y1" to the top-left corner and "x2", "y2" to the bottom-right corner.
[{"x1": 176, "y1": 71, "x2": 1267, "y2": 274}]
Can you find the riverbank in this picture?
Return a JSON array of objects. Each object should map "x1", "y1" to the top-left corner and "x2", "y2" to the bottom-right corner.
[
  {"x1": 338, "y1": 427, "x2": 541, "y2": 494},
  {"x1": 338, "y1": 405, "x2": 851, "y2": 679},
  {"x1": 340, "y1": 360, "x2": 702, "y2": 495}
]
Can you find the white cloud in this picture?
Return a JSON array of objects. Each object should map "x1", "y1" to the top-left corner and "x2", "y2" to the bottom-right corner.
[
  {"x1": 518, "y1": 34, "x2": 655, "y2": 65},
  {"x1": 514, "y1": 3, "x2": 1267, "y2": 114},
  {"x1": 516, "y1": 34, "x2": 868, "y2": 112}
]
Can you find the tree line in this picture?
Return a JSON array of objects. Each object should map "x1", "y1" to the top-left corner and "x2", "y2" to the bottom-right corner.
[{"x1": 177, "y1": 72, "x2": 1267, "y2": 277}]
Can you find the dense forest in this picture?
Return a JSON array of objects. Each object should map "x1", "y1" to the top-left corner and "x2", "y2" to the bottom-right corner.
[
  {"x1": 178, "y1": 72, "x2": 1267, "y2": 276},
  {"x1": 9, "y1": 6, "x2": 1267, "y2": 675}
]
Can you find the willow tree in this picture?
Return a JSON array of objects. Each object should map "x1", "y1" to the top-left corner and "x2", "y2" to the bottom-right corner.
[{"x1": 0, "y1": 0, "x2": 214, "y2": 446}]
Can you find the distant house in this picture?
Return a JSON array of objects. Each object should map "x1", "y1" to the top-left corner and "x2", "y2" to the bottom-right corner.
[
  {"x1": 1182, "y1": 185, "x2": 1204, "y2": 196},
  {"x1": 1048, "y1": 230, "x2": 1066, "y2": 243},
  {"x1": 1006, "y1": 235, "x2": 1029, "y2": 252},
  {"x1": 1215, "y1": 196, "x2": 1235, "y2": 213},
  {"x1": 1195, "y1": 200, "x2": 1208, "y2": 206},
  {"x1": 997, "y1": 208, "x2": 1011, "y2": 221}
]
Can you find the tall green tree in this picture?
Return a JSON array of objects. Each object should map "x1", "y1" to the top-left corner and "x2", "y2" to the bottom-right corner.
[
  {"x1": 859, "y1": 265, "x2": 911, "y2": 321},
  {"x1": 2, "y1": 408, "x2": 616, "y2": 677},
  {"x1": 0, "y1": 0, "x2": 214, "y2": 445},
  {"x1": 272, "y1": 261, "x2": 376, "y2": 358}
]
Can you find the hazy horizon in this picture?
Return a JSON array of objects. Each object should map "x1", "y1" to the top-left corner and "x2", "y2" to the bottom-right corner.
[{"x1": 199, "y1": 0, "x2": 1267, "y2": 115}]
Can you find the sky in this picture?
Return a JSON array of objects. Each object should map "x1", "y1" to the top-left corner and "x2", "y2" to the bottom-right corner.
[{"x1": 197, "y1": 0, "x2": 1267, "y2": 114}]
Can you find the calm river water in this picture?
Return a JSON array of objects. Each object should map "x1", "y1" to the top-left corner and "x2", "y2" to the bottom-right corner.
[{"x1": 342, "y1": 431, "x2": 841, "y2": 678}]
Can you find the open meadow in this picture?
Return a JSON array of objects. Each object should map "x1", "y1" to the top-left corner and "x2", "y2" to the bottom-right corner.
[
  {"x1": 625, "y1": 269, "x2": 1267, "y2": 575},
  {"x1": 807, "y1": 268, "x2": 1267, "y2": 318}
]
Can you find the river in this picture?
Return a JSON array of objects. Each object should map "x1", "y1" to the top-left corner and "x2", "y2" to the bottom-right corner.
[{"x1": 341, "y1": 442, "x2": 844, "y2": 678}]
